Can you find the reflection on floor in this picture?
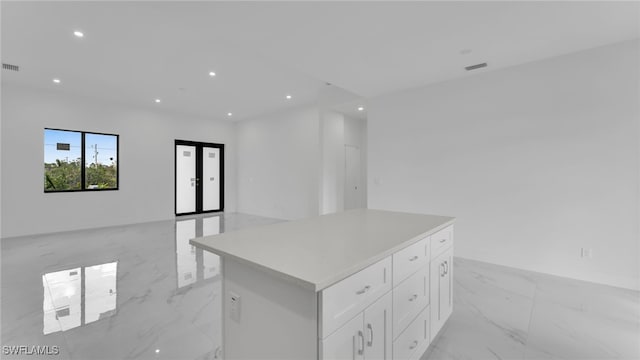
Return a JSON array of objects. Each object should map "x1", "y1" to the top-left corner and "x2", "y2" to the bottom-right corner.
[
  {"x1": 2, "y1": 213, "x2": 639, "y2": 360},
  {"x1": 42, "y1": 262, "x2": 117, "y2": 335},
  {"x1": 2, "y1": 213, "x2": 283, "y2": 360}
]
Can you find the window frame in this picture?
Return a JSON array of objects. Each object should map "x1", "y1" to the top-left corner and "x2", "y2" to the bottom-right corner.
[{"x1": 44, "y1": 128, "x2": 120, "y2": 193}]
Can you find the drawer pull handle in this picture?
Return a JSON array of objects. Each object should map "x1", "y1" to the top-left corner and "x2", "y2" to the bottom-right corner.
[
  {"x1": 440, "y1": 238, "x2": 447, "y2": 243},
  {"x1": 357, "y1": 330, "x2": 365, "y2": 355},
  {"x1": 444, "y1": 260, "x2": 449, "y2": 275},
  {"x1": 409, "y1": 294, "x2": 418, "y2": 302},
  {"x1": 409, "y1": 340, "x2": 418, "y2": 350},
  {"x1": 356, "y1": 285, "x2": 371, "y2": 295},
  {"x1": 367, "y1": 323, "x2": 373, "y2": 346},
  {"x1": 408, "y1": 255, "x2": 419, "y2": 261}
]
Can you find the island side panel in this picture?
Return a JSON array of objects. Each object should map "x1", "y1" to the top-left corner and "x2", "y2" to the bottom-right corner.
[{"x1": 222, "y1": 256, "x2": 318, "y2": 359}]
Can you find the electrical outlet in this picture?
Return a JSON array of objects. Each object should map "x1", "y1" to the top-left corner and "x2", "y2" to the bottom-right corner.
[{"x1": 229, "y1": 291, "x2": 241, "y2": 322}]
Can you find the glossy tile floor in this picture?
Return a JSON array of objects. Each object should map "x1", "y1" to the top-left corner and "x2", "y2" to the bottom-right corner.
[
  {"x1": 2, "y1": 213, "x2": 639, "y2": 360},
  {"x1": 423, "y1": 259, "x2": 640, "y2": 360}
]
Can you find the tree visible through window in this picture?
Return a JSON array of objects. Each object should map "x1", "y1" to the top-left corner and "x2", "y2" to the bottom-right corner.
[{"x1": 44, "y1": 129, "x2": 118, "y2": 192}]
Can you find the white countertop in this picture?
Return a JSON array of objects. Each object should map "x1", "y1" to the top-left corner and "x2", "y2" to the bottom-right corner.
[{"x1": 190, "y1": 209, "x2": 455, "y2": 292}]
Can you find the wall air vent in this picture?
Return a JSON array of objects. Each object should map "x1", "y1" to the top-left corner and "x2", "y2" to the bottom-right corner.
[
  {"x1": 2, "y1": 63, "x2": 19, "y2": 71},
  {"x1": 465, "y1": 62, "x2": 487, "y2": 71}
]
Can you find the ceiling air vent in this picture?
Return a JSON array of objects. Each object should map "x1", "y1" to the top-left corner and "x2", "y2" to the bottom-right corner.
[
  {"x1": 465, "y1": 62, "x2": 487, "y2": 71},
  {"x1": 2, "y1": 63, "x2": 19, "y2": 72}
]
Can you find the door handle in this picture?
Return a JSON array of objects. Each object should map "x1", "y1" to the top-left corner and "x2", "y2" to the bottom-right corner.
[
  {"x1": 367, "y1": 323, "x2": 373, "y2": 347},
  {"x1": 444, "y1": 260, "x2": 449, "y2": 275},
  {"x1": 409, "y1": 294, "x2": 418, "y2": 302},
  {"x1": 356, "y1": 285, "x2": 371, "y2": 295},
  {"x1": 409, "y1": 340, "x2": 418, "y2": 350},
  {"x1": 408, "y1": 255, "x2": 419, "y2": 262},
  {"x1": 357, "y1": 330, "x2": 365, "y2": 355}
]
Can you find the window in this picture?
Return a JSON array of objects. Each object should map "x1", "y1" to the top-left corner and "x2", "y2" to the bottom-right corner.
[{"x1": 44, "y1": 129, "x2": 119, "y2": 192}]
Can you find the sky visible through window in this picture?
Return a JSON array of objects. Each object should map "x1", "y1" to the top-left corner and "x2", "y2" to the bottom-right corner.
[
  {"x1": 44, "y1": 129, "x2": 81, "y2": 164},
  {"x1": 85, "y1": 133, "x2": 117, "y2": 167},
  {"x1": 44, "y1": 129, "x2": 117, "y2": 165}
]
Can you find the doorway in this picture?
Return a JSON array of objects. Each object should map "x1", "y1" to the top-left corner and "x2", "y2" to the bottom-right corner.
[
  {"x1": 344, "y1": 145, "x2": 362, "y2": 210},
  {"x1": 175, "y1": 140, "x2": 224, "y2": 215}
]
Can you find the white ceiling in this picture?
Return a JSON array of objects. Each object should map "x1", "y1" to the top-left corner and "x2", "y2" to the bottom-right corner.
[{"x1": 2, "y1": 1, "x2": 638, "y2": 121}]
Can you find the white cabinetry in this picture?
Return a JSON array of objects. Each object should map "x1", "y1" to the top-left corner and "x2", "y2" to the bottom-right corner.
[
  {"x1": 430, "y1": 227, "x2": 454, "y2": 341},
  {"x1": 364, "y1": 292, "x2": 393, "y2": 360},
  {"x1": 321, "y1": 292, "x2": 392, "y2": 360},
  {"x1": 320, "y1": 225, "x2": 453, "y2": 360},
  {"x1": 392, "y1": 265, "x2": 429, "y2": 338},
  {"x1": 320, "y1": 258, "x2": 392, "y2": 338},
  {"x1": 391, "y1": 236, "x2": 430, "y2": 360},
  {"x1": 321, "y1": 313, "x2": 365, "y2": 360},
  {"x1": 392, "y1": 307, "x2": 429, "y2": 360},
  {"x1": 191, "y1": 210, "x2": 455, "y2": 360}
]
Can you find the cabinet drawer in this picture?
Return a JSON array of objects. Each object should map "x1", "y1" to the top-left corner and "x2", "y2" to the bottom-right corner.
[
  {"x1": 393, "y1": 265, "x2": 429, "y2": 339},
  {"x1": 392, "y1": 306, "x2": 430, "y2": 360},
  {"x1": 393, "y1": 237, "x2": 429, "y2": 286},
  {"x1": 320, "y1": 257, "x2": 392, "y2": 339},
  {"x1": 430, "y1": 226, "x2": 453, "y2": 259}
]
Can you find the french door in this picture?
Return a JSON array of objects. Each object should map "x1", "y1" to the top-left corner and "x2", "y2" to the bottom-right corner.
[{"x1": 175, "y1": 140, "x2": 224, "y2": 215}]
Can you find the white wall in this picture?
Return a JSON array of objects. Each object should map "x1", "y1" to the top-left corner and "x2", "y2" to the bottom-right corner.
[
  {"x1": 343, "y1": 115, "x2": 367, "y2": 209},
  {"x1": 319, "y1": 111, "x2": 368, "y2": 214},
  {"x1": 1, "y1": 84, "x2": 237, "y2": 238},
  {"x1": 320, "y1": 111, "x2": 345, "y2": 214},
  {"x1": 368, "y1": 40, "x2": 639, "y2": 290},
  {"x1": 236, "y1": 106, "x2": 320, "y2": 220}
]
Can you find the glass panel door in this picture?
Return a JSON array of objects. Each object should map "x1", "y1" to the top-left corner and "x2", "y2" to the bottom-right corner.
[
  {"x1": 175, "y1": 141, "x2": 224, "y2": 215},
  {"x1": 176, "y1": 145, "x2": 197, "y2": 214},
  {"x1": 202, "y1": 147, "x2": 221, "y2": 212}
]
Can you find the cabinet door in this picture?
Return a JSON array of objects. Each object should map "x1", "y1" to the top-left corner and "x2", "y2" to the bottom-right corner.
[
  {"x1": 439, "y1": 249, "x2": 453, "y2": 323},
  {"x1": 430, "y1": 248, "x2": 453, "y2": 341},
  {"x1": 363, "y1": 292, "x2": 392, "y2": 360},
  {"x1": 321, "y1": 313, "x2": 365, "y2": 360}
]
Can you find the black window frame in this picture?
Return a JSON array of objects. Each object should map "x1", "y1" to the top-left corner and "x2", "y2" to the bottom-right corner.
[{"x1": 44, "y1": 128, "x2": 120, "y2": 193}]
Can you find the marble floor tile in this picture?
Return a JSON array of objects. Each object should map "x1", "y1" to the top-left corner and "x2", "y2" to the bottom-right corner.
[
  {"x1": 2, "y1": 214, "x2": 638, "y2": 360},
  {"x1": 1, "y1": 213, "x2": 282, "y2": 360},
  {"x1": 424, "y1": 258, "x2": 640, "y2": 360},
  {"x1": 423, "y1": 258, "x2": 537, "y2": 360},
  {"x1": 523, "y1": 274, "x2": 640, "y2": 360}
]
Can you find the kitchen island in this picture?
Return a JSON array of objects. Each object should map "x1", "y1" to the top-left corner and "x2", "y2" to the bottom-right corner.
[{"x1": 190, "y1": 209, "x2": 455, "y2": 359}]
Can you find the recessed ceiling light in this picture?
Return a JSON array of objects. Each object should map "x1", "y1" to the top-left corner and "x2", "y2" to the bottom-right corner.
[
  {"x1": 209, "y1": 71, "x2": 216, "y2": 77},
  {"x1": 285, "y1": 95, "x2": 292, "y2": 100},
  {"x1": 53, "y1": 78, "x2": 61, "y2": 84},
  {"x1": 460, "y1": 49, "x2": 472, "y2": 55},
  {"x1": 357, "y1": 106, "x2": 364, "y2": 111},
  {"x1": 73, "y1": 31, "x2": 84, "y2": 38},
  {"x1": 227, "y1": 112, "x2": 233, "y2": 117},
  {"x1": 155, "y1": 349, "x2": 160, "y2": 354},
  {"x1": 155, "y1": 99, "x2": 161, "y2": 103}
]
